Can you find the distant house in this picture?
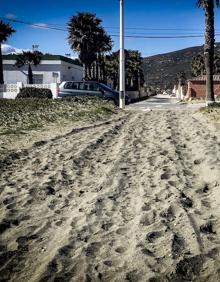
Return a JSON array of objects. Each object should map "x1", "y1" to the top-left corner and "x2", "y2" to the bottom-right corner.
[
  {"x1": 3, "y1": 54, "x2": 83, "y2": 84},
  {"x1": 187, "y1": 75, "x2": 220, "y2": 98}
]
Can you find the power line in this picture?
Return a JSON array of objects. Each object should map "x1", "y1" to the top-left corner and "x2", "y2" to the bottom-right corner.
[
  {"x1": 1, "y1": 18, "x2": 67, "y2": 32},
  {"x1": 3, "y1": 17, "x2": 220, "y2": 39},
  {"x1": 4, "y1": 17, "x2": 220, "y2": 32}
]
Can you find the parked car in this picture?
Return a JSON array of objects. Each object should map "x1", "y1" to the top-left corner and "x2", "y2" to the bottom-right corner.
[{"x1": 58, "y1": 81, "x2": 131, "y2": 105}]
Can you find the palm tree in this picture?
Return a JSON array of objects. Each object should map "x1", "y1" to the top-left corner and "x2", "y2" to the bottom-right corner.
[
  {"x1": 105, "y1": 50, "x2": 145, "y2": 91},
  {"x1": 15, "y1": 51, "x2": 43, "y2": 84},
  {"x1": 198, "y1": 0, "x2": 219, "y2": 102},
  {"x1": 67, "y1": 12, "x2": 112, "y2": 80},
  {"x1": 105, "y1": 51, "x2": 120, "y2": 89},
  {"x1": 126, "y1": 50, "x2": 144, "y2": 91},
  {"x1": 95, "y1": 30, "x2": 112, "y2": 81},
  {"x1": 0, "y1": 20, "x2": 15, "y2": 84}
]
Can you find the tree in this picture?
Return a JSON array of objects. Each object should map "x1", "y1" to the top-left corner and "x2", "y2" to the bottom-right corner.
[
  {"x1": 95, "y1": 30, "x2": 112, "y2": 81},
  {"x1": 126, "y1": 50, "x2": 144, "y2": 91},
  {"x1": 0, "y1": 20, "x2": 15, "y2": 84},
  {"x1": 104, "y1": 51, "x2": 120, "y2": 89},
  {"x1": 104, "y1": 49, "x2": 145, "y2": 91},
  {"x1": 191, "y1": 53, "x2": 206, "y2": 76},
  {"x1": 198, "y1": 0, "x2": 219, "y2": 102},
  {"x1": 68, "y1": 12, "x2": 112, "y2": 80},
  {"x1": 192, "y1": 52, "x2": 220, "y2": 76},
  {"x1": 15, "y1": 51, "x2": 43, "y2": 84}
]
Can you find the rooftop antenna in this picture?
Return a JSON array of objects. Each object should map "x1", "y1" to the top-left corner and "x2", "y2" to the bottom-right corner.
[{"x1": 32, "y1": 44, "x2": 39, "y2": 51}]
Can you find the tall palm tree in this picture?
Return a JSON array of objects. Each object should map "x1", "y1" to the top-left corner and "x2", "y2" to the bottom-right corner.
[
  {"x1": 198, "y1": 0, "x2": 219, "y2": 102},
  {"x1": 15, "y1": 51, "x2": 43, "y2": 84},
  {"x1": 67, "y1": 12, "x2": 112, "y2": 80},
  {"x1": 0, "y1": 20, "x2": 15, "y2": 84}
]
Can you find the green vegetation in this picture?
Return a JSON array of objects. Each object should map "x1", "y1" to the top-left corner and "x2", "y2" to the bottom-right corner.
[
  {"x1": 191, "y1": 53, "x2": 220, "y2": 77},
  {"x1": 17, "y1": 87, "x2": 53, "y2": 99},
  {"x1": 0, "y1": 97, "x2": 119, "y2": 135},
  {"x1": 68, "y1": 12, "x2": 112, "y2": 80},
  {"x1": 200, "y1": 102, "x2": 220, "y2": 121},
  {"x1": 15, "y1": 51, "x2": 43, "y2": 84},
  {"x1": 105, "y1": 50, "x2": 144, "y2": 91}
]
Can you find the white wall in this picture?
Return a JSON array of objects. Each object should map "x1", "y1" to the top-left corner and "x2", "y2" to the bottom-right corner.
[
  {"x1": 60, "y1": 61, "x2": 83, "y2": 82},
  {"x1": 3, "y1": 59, "x2": 83, "y2": 84}
]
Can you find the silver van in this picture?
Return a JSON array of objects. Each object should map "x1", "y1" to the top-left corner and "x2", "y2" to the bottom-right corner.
[{"x1": 58, "y1": 81, "x2": 131, "y2": 105}]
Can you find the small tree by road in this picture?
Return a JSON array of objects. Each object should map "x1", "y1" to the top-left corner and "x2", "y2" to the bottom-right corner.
[
  {"x1": 15, "y1": 51, "x2": 43, "y2": 84},
  {"x1": 0, "y1": 20, "x2": 15, "y2": 84}
]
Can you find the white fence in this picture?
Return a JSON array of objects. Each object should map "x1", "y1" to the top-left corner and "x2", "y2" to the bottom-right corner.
[{"x1": 0, "y1": 82, "x2": 58, "y2": 99}]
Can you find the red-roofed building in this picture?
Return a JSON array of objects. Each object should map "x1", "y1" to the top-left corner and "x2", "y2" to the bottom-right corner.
[{"x1": 187, "y1": 75, "x2": 220, "y2": 98}]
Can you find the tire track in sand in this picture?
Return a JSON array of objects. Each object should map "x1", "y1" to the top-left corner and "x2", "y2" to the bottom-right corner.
[{"x1": 0, "y1": 110, "x2": 220, "y2": 282}]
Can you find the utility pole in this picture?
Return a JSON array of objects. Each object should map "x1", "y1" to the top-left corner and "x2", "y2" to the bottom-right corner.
[{"x1": 119, "y1": 0, "x2": 125, "y2": 109}]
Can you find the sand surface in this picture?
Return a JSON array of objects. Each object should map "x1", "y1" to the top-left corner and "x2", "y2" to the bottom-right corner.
[{"x1": 0, "y1": 110, "x2": 220, "y2": 282}]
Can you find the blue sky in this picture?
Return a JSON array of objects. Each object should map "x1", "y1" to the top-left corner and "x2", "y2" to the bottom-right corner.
[{"x1": 2, "y1": 0, "x2": 220, "y2": 57}]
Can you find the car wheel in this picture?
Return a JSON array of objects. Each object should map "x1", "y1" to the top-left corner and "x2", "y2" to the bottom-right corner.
[{"x1": 107, "y1": 98, "x2": 117, "y2": 106}]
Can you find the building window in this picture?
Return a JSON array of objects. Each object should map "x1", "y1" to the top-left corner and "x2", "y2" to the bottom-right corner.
[
  {"x1": 33, "y1": 74, "x2": 43, "y2": 84},
  {"x1": 52, "y1": 72, "x2": 59, "y2": 83}
]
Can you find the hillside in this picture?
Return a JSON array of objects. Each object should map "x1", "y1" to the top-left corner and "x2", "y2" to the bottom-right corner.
[{"x1": 142, "y1": 43, "x2": 220, "y2": 89}]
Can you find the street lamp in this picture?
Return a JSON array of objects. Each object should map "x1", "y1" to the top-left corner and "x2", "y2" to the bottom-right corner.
[{"x1": 119, "y1": 0, "x2": 125, "y2": 109}]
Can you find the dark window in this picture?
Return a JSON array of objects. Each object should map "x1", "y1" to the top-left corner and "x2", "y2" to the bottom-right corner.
[
  {"x1": 64, "y1": 82, "x2": 73, "y2": 89},
  {"x1": 33, "y1": 74, "x2": 43, "y2": 84},
  {"x1": 84, "y1": 83, "x2": 100, "y2": 91},
  {"x1": 79, "y1": 83, "x2": 84, "y2": 90},
  {"x1": 64, "y1": 82, "x2": 79, "y2": 89},
  {"x1": 71, "y1": 82, "x2": 79, "y2": 90}
]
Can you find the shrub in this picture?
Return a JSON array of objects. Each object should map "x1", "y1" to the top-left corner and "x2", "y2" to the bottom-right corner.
[{"x1": 17, "y1": 87, "x2": 53, "y2": 99}]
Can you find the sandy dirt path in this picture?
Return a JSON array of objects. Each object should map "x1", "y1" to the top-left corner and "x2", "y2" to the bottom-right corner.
[{"x1": 0, "y1": 110, "x2": 220, "y2": 282}]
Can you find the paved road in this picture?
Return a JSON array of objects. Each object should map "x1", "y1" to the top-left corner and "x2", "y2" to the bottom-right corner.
[{"x1": 126, "y1": 94, "x2": 206, "y2": 111}]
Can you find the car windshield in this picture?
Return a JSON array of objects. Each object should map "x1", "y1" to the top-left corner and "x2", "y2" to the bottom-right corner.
[{"x1": 99, "y1": 83, "x2": 115, "y2": 92}]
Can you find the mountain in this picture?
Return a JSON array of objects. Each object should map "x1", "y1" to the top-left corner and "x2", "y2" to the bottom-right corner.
[
  {"x1": 142, "y1": 43, "x2": 220, "y2": 90},
  {"x1": 1, "y1": 44, "x2": 31, "y2": 55}
]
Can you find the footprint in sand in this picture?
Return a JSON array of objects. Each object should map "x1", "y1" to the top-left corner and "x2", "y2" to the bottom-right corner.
[
  {"x1": 171, "y1": 233, "x2": 185, "y2": 259},
  {"x1": 115, "y1": 246, "x2": 126, "y2": 254},
  {"x1": 140, "y1": 211, "x2": 156, "y2": 226},
  {"x1": 146, "y1": 231, "x2": 163, "y2": 243},
  {"x1": 200, "y1": 221, "x2": 216, "y2": 234}
]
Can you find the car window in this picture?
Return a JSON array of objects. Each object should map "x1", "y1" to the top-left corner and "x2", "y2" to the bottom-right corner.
[
  {"x1": 64, "y1": 82, "x2": 73, "y2": 89},
  {"x1": 71, "y1": 82, "x2": 79, "y2": 90},
  {"x1": 99, "y1": 83, "x2": 113, "y2": 92},
  {"x1": 79, "y1": 83, "x2": 84, "y2": 90},
  {"x1": 64, "y1": 82, "x2": 79, "y2": 89},
  {"x1": 84, "y1": 83, "x2": 100, "y2": 91}
]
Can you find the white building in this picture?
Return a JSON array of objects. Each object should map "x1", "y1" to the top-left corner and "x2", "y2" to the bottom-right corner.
[{"x1": 3, "y1": 54, "x2": 83, "y2": 84}]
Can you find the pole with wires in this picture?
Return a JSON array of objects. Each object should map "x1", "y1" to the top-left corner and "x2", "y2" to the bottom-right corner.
[{"x1": 119, "y1": 0, "x2": 125, "y2": 109}]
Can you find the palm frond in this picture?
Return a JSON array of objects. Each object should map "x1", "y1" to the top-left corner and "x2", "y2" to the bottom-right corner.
[{"x1": 0, "y1": 20, "x2": 15, "y2": 43}]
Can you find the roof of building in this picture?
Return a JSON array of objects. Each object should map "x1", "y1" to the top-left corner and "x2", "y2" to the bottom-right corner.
[
  {"x1": 189, "y1": 75, "x2": 220, "y2": 82},
  {"x1": 3, "y1": 54, "x2": 82, "y2": 66}
]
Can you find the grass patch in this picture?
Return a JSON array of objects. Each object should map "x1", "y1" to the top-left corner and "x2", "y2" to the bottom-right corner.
[
  {"x1": 0, "y1": 97, "x2": 119, "y2": 136},
  {"x1": 200, "y1": 102, "x2": 220, "y2": 122}
]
